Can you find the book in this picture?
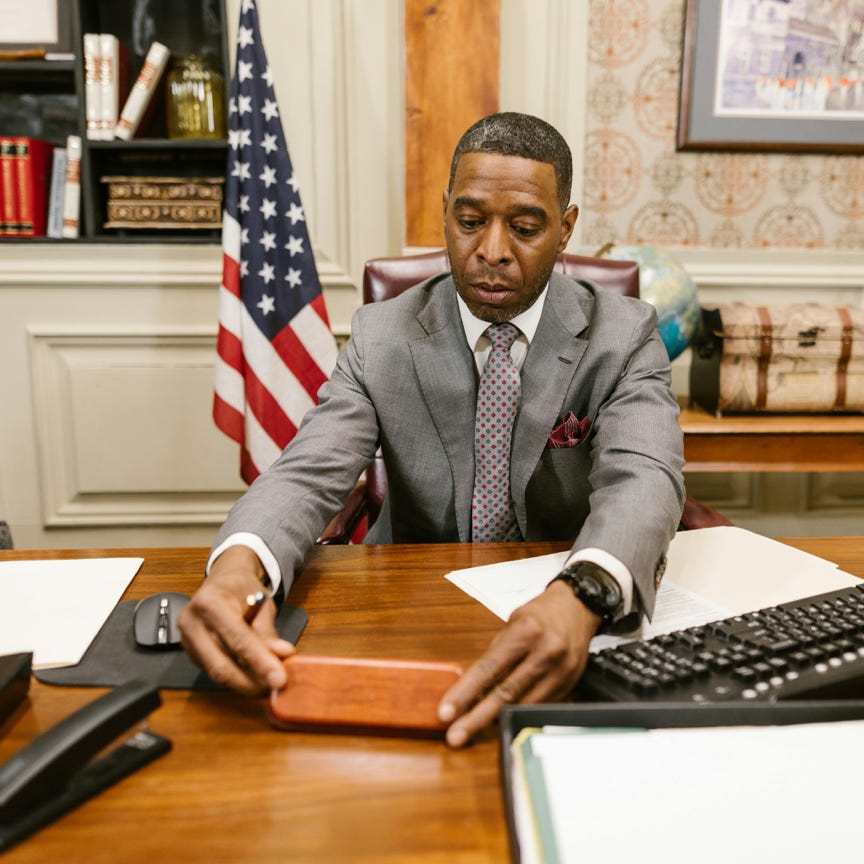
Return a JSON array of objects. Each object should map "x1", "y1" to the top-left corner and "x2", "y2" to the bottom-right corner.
[
  {"x1": 61, "y1": 135, "x2": 82, "y2": 239},
  {"x1": 46, "y1": 148, "x2": 68, "y2": 239},
  {"x1": 13, "y1": 137, "x2": 55, "y2": 237},
  {"x1": 98, "y1": 34, "x2": 125, "y2": 141},
  {"x1": 83, "y1": 33, "x2": 103, "y2": 141},
  {"x1": 115, "y1": 41, "x2": 170, "y2": 140},
  {"x1": 0, "y1": 138, "x2": 19, "y2": 236}
]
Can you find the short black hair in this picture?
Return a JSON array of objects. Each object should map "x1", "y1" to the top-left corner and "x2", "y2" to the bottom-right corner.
[{"x1": 448, "y1": 112, "x2": 573, "y2": 213}]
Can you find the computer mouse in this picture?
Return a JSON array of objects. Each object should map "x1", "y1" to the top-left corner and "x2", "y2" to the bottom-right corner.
[{"x1": 132, "y1": 591, "x2": 190, "y2": 649}]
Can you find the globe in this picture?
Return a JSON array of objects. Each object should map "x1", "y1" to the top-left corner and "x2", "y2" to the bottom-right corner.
[{"x1": 603, "y1": 244, "x2": 700, "y2": 361}]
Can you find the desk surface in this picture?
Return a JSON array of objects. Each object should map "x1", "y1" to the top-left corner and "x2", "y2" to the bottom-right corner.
[
  {"x1": 3, "y1": 538, "x2": 864, "y2": 863},
  {"x1": 678, "y1": 400, "x2": 864, "y2": 472}
]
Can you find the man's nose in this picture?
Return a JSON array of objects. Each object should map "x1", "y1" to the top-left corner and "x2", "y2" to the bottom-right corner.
[{"x1": 476, "y1": 220, "x2": 512, "y2": 265}]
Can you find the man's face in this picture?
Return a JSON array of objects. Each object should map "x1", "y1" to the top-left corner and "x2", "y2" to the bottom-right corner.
[{"x1": 443, "y1": 152, "x2": 578, "y2": 324}]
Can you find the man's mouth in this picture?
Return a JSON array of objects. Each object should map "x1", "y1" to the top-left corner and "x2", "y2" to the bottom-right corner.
[{"x1": 471, "y1": 281, "x2": 513, "y2": 301}]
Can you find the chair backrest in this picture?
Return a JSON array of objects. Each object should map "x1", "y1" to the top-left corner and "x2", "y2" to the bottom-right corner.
[
  {"x1": 363, "y1": 250, "x2": 639, "y2": 305},
  {"x1": 358, "y1": 250, "x2": 640, "y2": 529}
]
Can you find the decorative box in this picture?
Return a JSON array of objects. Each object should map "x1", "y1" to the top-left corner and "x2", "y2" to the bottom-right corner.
[{"x1": 101, "y1": 175, "x2": 224, "y2": 229}]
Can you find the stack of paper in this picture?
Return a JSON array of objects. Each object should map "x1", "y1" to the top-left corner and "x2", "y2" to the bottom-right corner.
[
  {"x1": 0, "y1": 558, "x2": 142, "y2": 668},
  {"x1": 512, "y1": 719, "x2": 864, "y2": 863},
  {"x1": 444, "y1": 527, "x2": 861, "y2": 651}
]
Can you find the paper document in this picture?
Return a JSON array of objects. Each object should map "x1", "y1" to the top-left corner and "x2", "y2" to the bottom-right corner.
[
  {"x1": 0, "y1": 557, "x2": 143, "y2": 668},
  {"x1": 444, "y1": 527, "x2": 861, "y2": 650},
  {"x1": 513, "y1": 720, "x2": 864, "y2": 864}
]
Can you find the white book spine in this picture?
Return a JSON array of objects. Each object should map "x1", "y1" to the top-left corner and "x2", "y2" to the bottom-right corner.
[
  {"x1": 114, "y1": 41, "x2": 170, "y2": 141},
  {"x1": 83, "y1": 33, "x2": 103, "y2": 141},
  {"x1": 97, "y1": 34, "x2": 120, "y2": 141},
  {"x1": 46, "y1": 147, "x2": 67, "y2": 239},
  {"x1": 61, "y1": 135, "x2": 82, "y2": 239}
]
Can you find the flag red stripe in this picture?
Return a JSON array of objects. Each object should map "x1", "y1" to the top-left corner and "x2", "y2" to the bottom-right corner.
[
  {"x1": 222, "y1": 252, "x2": 240, "y2": 297},
  {"x1": 216, "y1": 325, "x2": 243, "y2": 373},
  {"x1": 271, "y1": 324, "x2": 328, "y2": 403},
  {"x1": 243, "y1": 364, "x2": 298, "y2": 449},
  {"x1": 213, "y1": 393, "x2": 245, "y2": 445},
  {"x1": 240, "y1": 448, "x2": 259, "y2": 485}
]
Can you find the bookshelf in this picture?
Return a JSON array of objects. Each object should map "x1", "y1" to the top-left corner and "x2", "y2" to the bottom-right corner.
[{"x1": 0, "y1": 0, "x2": 230, "y2": 243}]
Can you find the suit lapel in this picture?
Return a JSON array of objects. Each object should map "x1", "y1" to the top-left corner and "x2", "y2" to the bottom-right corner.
[
  {"x1": 511, "y1": 276, "x2": 592, "y2": 529},
  {"x1": 410, "y1": 278, "x2": 477, "y2": 540}
]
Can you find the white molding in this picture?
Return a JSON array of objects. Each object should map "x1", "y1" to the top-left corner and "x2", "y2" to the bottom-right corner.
[
  {"x1": 0, "y1": 244, "x2": 222, "y2": 288},
  {"x1": 673, "y1": 248, "x2": 864, "y2": 295},
  {"x1": 28, "y1": 326, "x2": 245, "y2": 527},
  {"x1": 0, "y1": 243, "x2": 358, "y2": 335}
]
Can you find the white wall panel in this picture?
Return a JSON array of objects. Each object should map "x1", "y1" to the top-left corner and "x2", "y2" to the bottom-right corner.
[{"x1": 29, "y1": 328, "x2": 244, "y2": 526}]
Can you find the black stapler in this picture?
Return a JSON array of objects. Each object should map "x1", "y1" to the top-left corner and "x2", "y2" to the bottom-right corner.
[{"x1": 0, "y1": 679, "x2": 171, "y2": 851}]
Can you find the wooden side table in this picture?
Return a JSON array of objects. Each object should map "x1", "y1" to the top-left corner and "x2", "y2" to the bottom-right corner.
[{"x1": 679, "y1": 399, "x2": 864, "y2": 473}]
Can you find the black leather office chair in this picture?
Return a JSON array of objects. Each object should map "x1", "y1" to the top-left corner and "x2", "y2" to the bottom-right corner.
[{"x1": 317, "y1": 251, "x2": 730, "y2": 543}]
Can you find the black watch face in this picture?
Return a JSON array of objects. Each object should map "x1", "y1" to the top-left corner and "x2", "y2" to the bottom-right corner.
[{"x1": 573, "y1": 570, "x2": 620, "y2": 617}]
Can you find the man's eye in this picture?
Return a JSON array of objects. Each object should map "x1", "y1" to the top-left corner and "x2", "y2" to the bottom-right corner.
[
  {"x1": 458, "y1": 218, "x2": 482, "y2": 230},
  {"x1": 512, "y1": 224, "x2": 540, "y2": 237}
]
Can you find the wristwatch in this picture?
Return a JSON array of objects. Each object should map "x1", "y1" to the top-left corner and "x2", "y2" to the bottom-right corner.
[{"x1": 551, "y1": 561, "x2": 624, "y2": 623}]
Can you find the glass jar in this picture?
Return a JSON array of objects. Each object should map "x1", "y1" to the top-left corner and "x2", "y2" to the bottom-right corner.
[{"x1": 166, "y1": 55, "x2": 226, "y2": 140}]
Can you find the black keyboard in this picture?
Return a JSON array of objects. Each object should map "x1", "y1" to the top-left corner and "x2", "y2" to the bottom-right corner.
[{"x1": 579, "y1": 584, "x2": 864, "y2": 703}]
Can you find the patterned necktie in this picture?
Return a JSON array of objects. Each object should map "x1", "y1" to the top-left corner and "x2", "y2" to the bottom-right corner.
[{"x1": 471, "y1": 322, "x2": 522, "y2": 542}]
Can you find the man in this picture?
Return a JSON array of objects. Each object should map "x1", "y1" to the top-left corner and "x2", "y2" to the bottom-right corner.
[{"x1": 179, "y1": 112, "x2": 685, "y2": 747}]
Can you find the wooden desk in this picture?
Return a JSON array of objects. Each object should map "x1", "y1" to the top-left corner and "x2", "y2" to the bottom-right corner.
[
  {"x1": 679, "y1": 400, "x2": 864, "y2": 472},
  {"x1": 3, "y1": 539, "x2": 864, "y2": 863}
]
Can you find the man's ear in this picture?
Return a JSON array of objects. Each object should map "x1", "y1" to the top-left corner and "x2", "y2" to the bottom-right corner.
[
  {"x1": 558, "y1": 204, "x2": 579, "y2": 252},
  {"x1": 442, "y1": 188, "x2": 450, "y2": 216}
]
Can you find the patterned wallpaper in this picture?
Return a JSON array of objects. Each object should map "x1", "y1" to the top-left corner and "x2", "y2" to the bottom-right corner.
[{"x1": 581, "y1": 0, "x2": 864, "y2": 251}]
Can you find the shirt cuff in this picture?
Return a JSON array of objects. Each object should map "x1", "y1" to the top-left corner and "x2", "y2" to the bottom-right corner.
[
  {"x1": 564, "y1": 548, "x2": 634, "y2": 616},
  {"x1": 206, "y1": 532, "x2": 283, "y2": 596}
]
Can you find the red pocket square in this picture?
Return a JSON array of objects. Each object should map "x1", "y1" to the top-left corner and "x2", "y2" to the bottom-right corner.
[{"x1": 547, "y1": 412, "x2": 591, "y2": 448}]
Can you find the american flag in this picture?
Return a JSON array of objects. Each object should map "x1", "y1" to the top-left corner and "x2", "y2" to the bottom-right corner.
[{"x1": 213, "y1": 0, "x2": 338, "y2": 484}]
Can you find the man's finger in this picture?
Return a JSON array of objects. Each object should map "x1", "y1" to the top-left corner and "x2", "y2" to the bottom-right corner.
[
  {"x1": 438, "y1": 648, "x2": 522, "y2": 724},
  {"x1": 179, "y1": 592, "x2": 288, "y2": 692},
  {"x1": 442, "y1": 648, "x2": 556, "y2": 747}
]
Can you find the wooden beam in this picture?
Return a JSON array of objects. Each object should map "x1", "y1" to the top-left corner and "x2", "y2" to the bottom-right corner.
[{"x1": 404, "y1": 0, "x2": 500, "y2": 248}]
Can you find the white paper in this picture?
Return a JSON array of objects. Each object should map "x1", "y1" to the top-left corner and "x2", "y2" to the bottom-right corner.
[
  {"x1": 517, "y1": 720, "x2": 864, "y2": 864},
  {"x1": 444, "y1": 527, "x2": 861, "y2": 649},
  {"x1": 0, "y1": 0, "x2": 58, "y2": 43},
  {"x1": 0, "y1": 557, "x2": 142, "y2": 668}
]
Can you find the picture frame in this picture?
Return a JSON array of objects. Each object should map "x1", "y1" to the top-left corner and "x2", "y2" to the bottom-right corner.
[
  {"x1": 0, "y1": 0, "x2": 73, "y2": 56},
  {"x1": 677, "y1": 0, "x2": 864, "y2": 154}
]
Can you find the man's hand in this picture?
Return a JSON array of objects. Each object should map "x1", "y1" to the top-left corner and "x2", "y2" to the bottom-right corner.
[
  {"x1": 178, "y1": 545, "x2": 295, "y2": 693},
  {"x1": 437, "y1": 579, "x2": 602, "y2": 747}
]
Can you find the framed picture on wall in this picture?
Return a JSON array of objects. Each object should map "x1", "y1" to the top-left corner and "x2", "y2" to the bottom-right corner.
[{"x1": 677, "y1": 0, "x2": 864, "y2": 153}]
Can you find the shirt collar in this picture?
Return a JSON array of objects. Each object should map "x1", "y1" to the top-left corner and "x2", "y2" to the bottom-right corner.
[{"x1": 456, "y1": 283, "x2": 549, "y2": 350}]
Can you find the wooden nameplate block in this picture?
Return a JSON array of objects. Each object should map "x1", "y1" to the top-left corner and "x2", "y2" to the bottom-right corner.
[{"x1": 269, "y1": 655, "x2": 463, "y2": 734}]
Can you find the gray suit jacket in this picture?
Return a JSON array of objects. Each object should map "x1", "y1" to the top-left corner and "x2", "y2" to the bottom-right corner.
[{"x1": 215, "y1": 272, "x2": 685, "y2": 615}]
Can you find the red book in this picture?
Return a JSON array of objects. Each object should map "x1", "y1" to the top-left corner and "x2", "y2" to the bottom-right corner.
[
  {"x1": 12, "y1": 137, "x2": 55, "y2": 236},
  {"x1": 0, "y1": 138, "x2": 19, "y2": 236}
]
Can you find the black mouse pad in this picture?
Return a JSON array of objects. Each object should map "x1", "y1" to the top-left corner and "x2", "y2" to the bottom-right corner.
[{"x1": 34, "y1": 601, "x2": 308, "y2": 690}]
